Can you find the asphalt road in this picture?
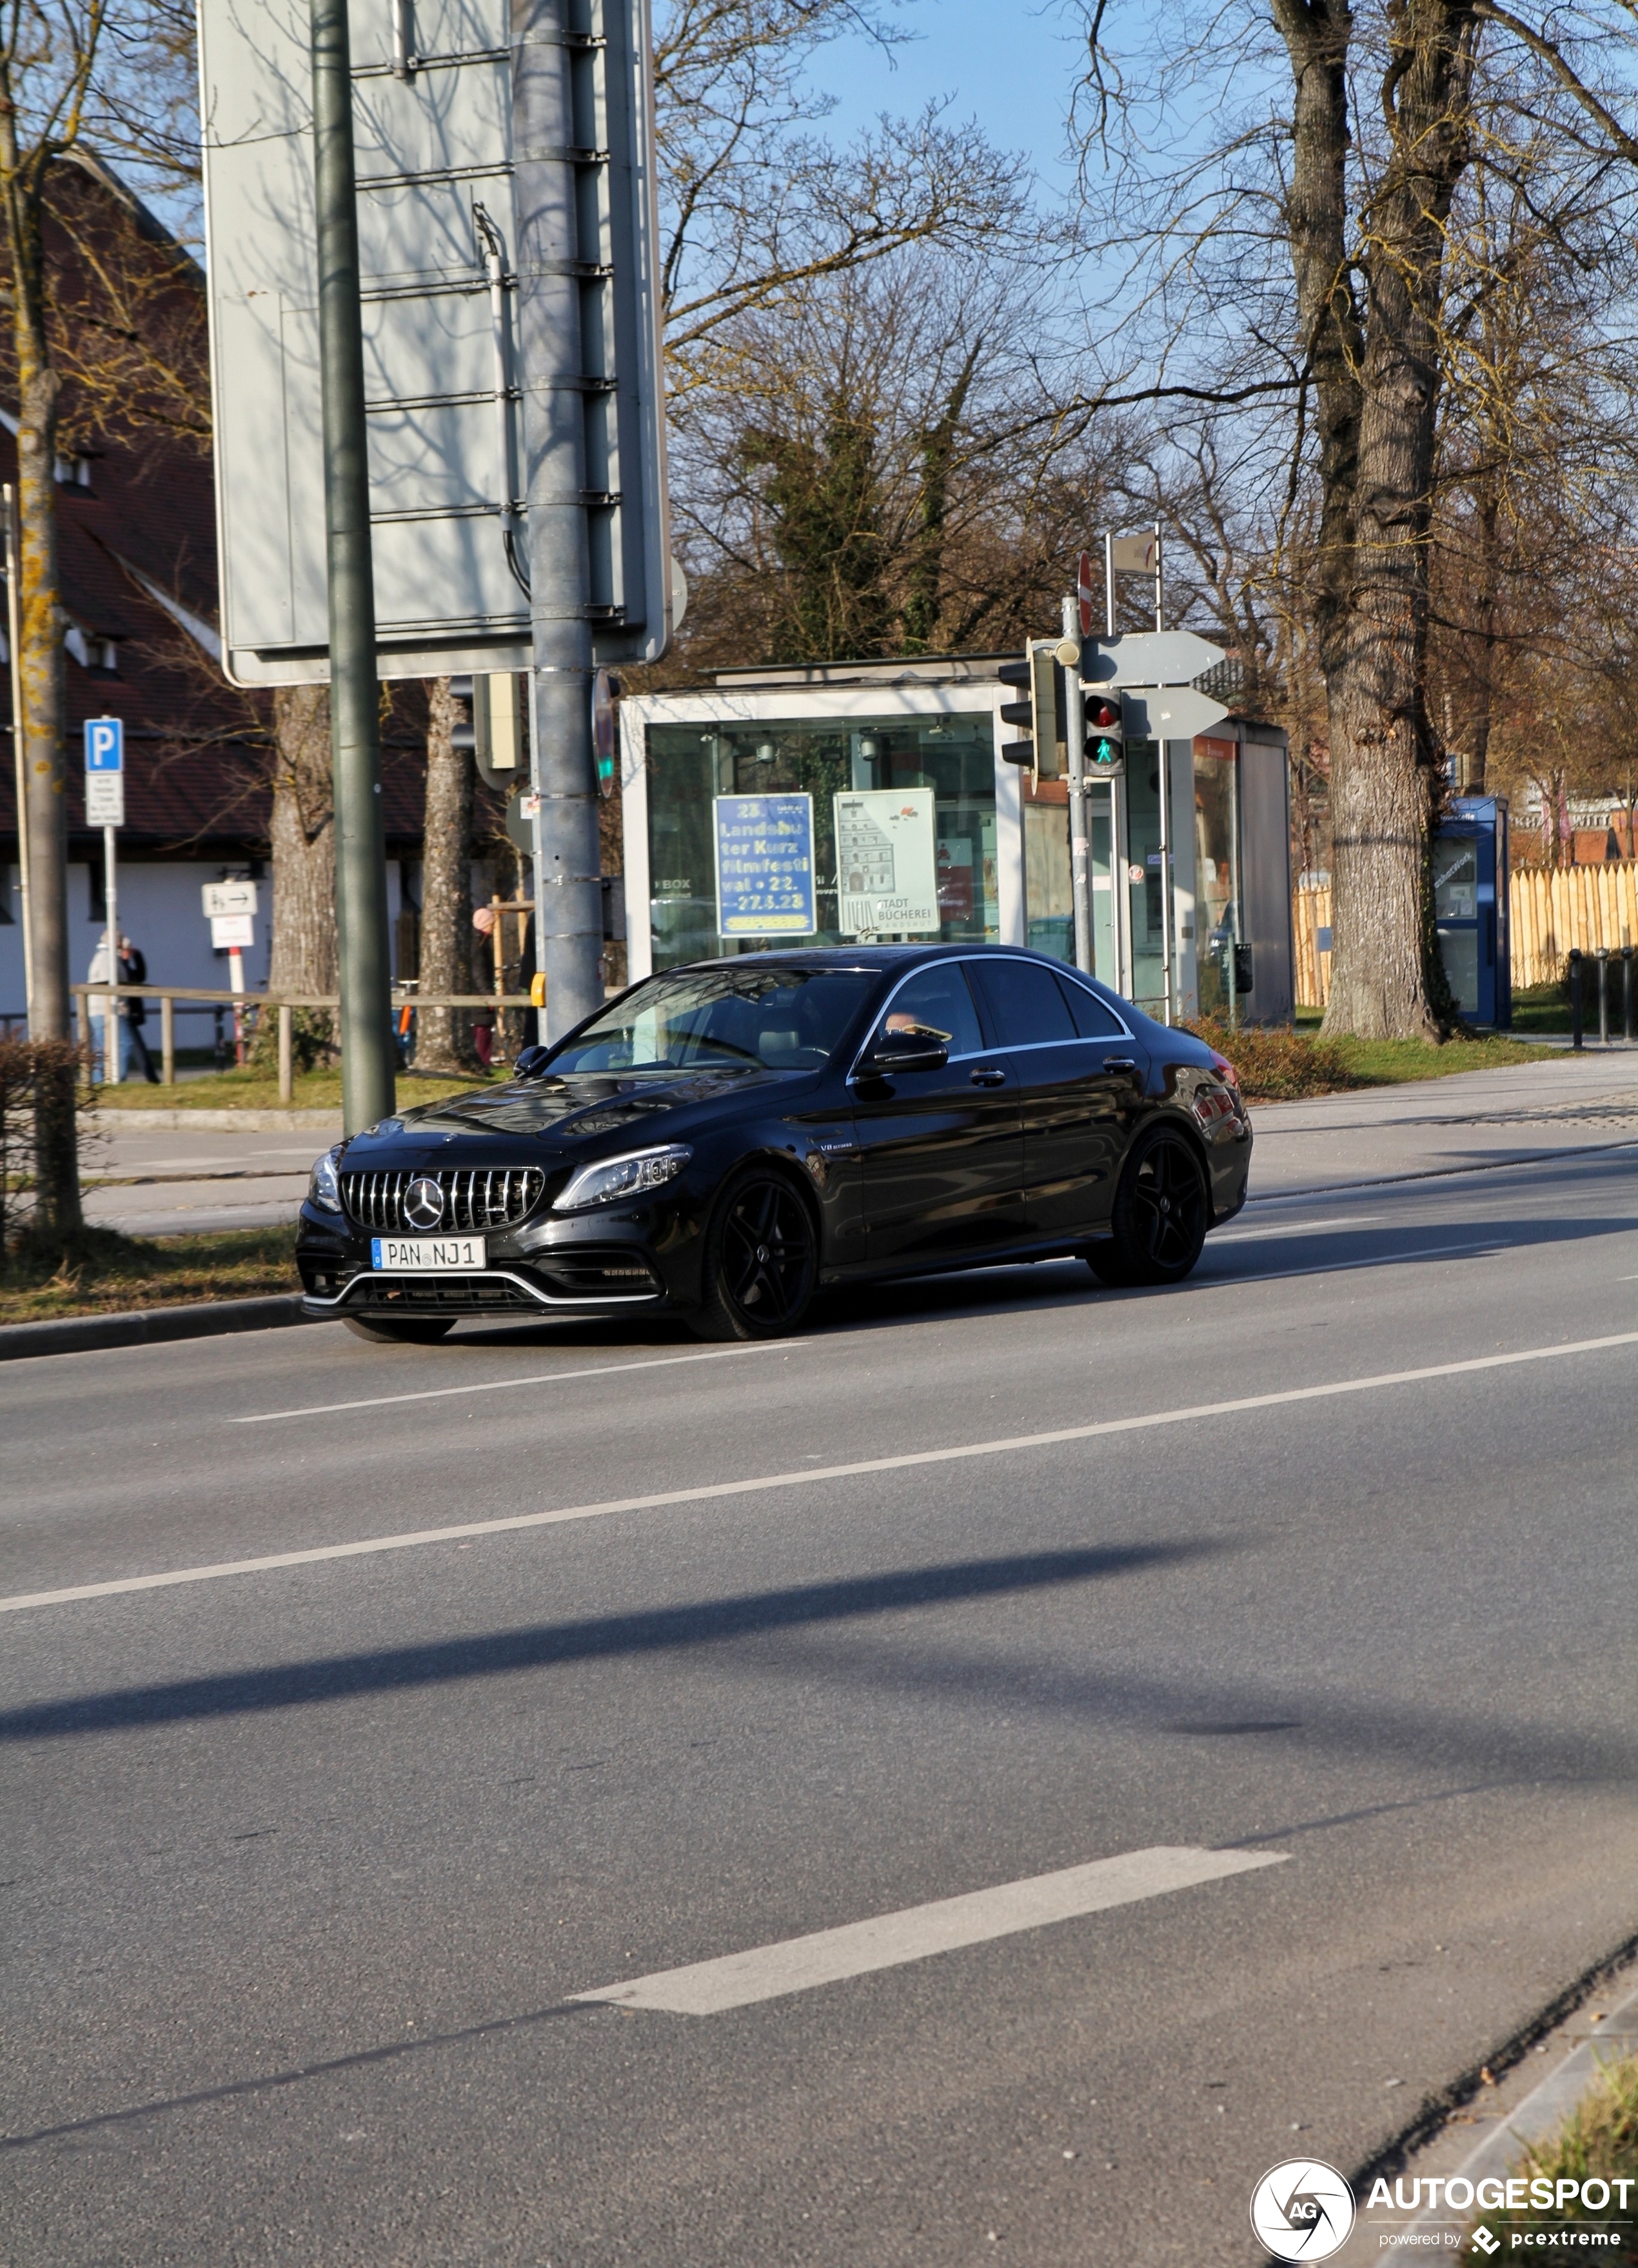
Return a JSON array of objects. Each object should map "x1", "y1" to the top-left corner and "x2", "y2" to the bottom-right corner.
[
  {"x1": 74, "y1": 1049, "x2": 1638, "y2": 1232},
  {"x1": 5, "y1": 1146, "x2": 1638, "y2": 2265}
]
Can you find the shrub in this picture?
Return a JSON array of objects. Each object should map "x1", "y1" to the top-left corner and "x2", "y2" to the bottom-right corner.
[{"x1": 1182, "y1": 1016, "x2": 1359, "y2": 1103}]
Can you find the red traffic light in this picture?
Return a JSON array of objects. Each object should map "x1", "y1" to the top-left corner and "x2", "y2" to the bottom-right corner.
[{"x1": 1086, "y1": 697, "x2": 1121, "y2": 731}]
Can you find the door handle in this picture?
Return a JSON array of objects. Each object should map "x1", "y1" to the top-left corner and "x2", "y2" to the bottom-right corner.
[
  {"x1": 969, "y1": 1066, "x2": 1007, "y2": 1088},
  {"x1": 1103, "y1": 1057, "x2": 1137, "y2": 1073}
]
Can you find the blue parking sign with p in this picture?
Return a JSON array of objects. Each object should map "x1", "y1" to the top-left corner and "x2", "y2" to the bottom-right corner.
[{"x1": 85, "y1": 717, "x2": 123, "y2": 770}]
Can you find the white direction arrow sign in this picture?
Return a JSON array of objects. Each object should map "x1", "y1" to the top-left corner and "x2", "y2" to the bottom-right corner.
[
  {"x1": 1082, "y1": 630, "x2": 1228, "y2": 688},
  {"x1": 202, "y1": 879, "x2": 259, "y2": 919},
  {"x1": 1118, "y1": 687, "x2": 1230, "y2": 742}
]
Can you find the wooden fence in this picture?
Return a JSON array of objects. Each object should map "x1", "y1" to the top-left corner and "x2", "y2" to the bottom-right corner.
[
  {"x1": 70, "y1": 984, "x2": 533, "y2": 1102},
  {"x1": 1294, "y1": 860, "x2": 1638, "y2": 1008},
  {"x1": 1507, "y1": 863, "x2": 1638, "y2": 989}
]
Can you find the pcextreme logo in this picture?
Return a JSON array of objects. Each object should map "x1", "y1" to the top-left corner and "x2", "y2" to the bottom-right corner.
[{"x1": 1250, "y1": 2159, "x2": 1357, "y2": 2261}]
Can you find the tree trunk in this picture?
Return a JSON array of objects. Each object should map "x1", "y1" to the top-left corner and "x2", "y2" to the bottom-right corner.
[
  {"x1": 6, "y1": 163, "x2": 80, "y2": 1229},
  {"x1": 268, "y1": 685, "x2": 339, "y2": 1058},
  {"x1": 415, "y1": 678, "x2": 476, "y2": 1071},
  {"x1": 1463, "y1": 477, "x2": 1501, "y2": 793},
  {"x1": 1272, "y1": 0, "x2": 1363, "y2": 691},
  {"x1": 1276, "y1": 0, "x2": 1478, "y2": 1039}
]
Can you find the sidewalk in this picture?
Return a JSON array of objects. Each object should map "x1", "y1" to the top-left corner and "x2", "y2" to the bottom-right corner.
[
  {"x1": 79, "y1": 1116, "x2": 340, "y2": 1236},
  {"x1": 1248, "y1": 1053, "x2": 1638, "y2": 1200}
]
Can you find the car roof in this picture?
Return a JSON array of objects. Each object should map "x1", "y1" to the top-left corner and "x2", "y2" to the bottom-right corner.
[{"x1": 668, "y1": 942, "x2": 1085, "y2": 978}]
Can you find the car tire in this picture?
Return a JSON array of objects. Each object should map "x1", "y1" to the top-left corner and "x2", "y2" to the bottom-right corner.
[
  {"x1": 342, "y1": 1315, "x2": 458, "y2": 1344},
  {"x1": 687, "y1": 1168, "x2": 818, "y2": 1341},
  {"x1": 1086, "y1": 1124, "x2": 1209, "y2": 1288}
]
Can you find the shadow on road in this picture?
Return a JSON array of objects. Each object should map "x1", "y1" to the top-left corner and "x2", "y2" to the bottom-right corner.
[{"x1": 0, "y1": 1538, "x2": 1227, "y2": 1741}]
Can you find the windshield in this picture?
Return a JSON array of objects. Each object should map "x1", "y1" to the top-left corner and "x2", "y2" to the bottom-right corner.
[{"x1": 546, "y1": 968, "x2": 878, "y2": 1074}]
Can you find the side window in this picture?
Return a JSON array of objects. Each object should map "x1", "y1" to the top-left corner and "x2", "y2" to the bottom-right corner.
[
  {"x1": 1054, "y1": 974, "x2": 1123, "y2": 1038},
  {"x1": 874, "y1": 964, "x2": 985, "y2": 1057},
  {"x1": 969, "y1": 957, "x2": 1077, "y2": 1046}
]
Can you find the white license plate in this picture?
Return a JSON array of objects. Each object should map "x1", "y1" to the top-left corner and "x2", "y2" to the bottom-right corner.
[{"x1": 370, "y1": 1235, "x2": 486, "y2": 1272}]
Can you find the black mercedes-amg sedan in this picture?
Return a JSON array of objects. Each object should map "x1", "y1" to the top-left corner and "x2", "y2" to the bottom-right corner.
[{"x1": 297, "y1": 944, "x2": 1251, "y2": 1344}]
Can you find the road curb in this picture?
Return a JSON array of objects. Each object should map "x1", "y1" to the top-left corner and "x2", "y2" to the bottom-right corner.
[
  {"x1": 1397, "y1": 1973, "x2": 1638, "y2": 2248},
  {"x1": 85, "y1": 1108, "x2": 343, "y2": 1131},
  {"x1": 0, "y1": 1294, "x2": 317, "y2": 1363}
]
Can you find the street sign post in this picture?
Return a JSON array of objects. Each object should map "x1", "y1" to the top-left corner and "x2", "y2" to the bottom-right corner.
[
  {"x1": 85, "y1": 719, "x2": 124, "y2": 1082},
  {"x1": 202, "y1": 879, "x2": 259, "y2": 1056},
  {"x1": 84, "y1": 716, "x2": 124, "y2": 827},
  {"x1": 1076, "y1": 551, "x2": 1096, "y2": 640},
  {"x1": 1061, "y1": 599, "x2": 1093, "y2": 975}
]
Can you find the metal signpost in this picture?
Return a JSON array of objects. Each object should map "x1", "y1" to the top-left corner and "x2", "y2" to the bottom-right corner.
[
  {"x1": 203, "y1": 879, "x2": 259, "y2": 1063},
  {"x1": 1060, "y1": 596, "x2": 1093, "y2": 977},
  {"x1": 1078, "y1": 627, "x2": 1231, "y2": 1024},
  {"x1": 84, "y1": 719, "x2": 124, "y2": 1082}
]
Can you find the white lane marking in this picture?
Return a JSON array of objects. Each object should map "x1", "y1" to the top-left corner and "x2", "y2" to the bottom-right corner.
[
  {"x1": 232, "y1": 1342, "x2": 782, "y2": 1424},
  {"x1": 8, "y1": 1327, "x2": 1638, "y2": 1616},
  {"x1": 1210, "y1": 1212, "x2": 1385, "y2": 1244},
  {"x1": 572, "y1": 1845, "x2": 1288, "y2": 2014}
]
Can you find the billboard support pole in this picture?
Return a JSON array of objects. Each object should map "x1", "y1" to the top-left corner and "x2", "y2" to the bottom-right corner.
[
  {"x1": 1062, "y1": 597, "x2": 1093, "y2": 977},
  {"x1": 311, "y1": 0, "x2": 395, "y2": 1131},
  {"x1": 513, "y1": 0, "x2": 604, "y2": 1040}
]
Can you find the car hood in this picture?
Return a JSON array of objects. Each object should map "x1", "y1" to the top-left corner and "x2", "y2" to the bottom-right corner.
[{"x1": 351, "y1": 1065, "x2": 818, "y2": 1157}]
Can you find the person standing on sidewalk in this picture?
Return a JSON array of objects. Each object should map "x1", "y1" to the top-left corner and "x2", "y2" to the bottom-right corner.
[
  {"x1": 119, "y1": 935, "x2": 161, "y2": 1083},
  {"x1": 86, "y1": 930, "x2": 141, "y2": 1083}
]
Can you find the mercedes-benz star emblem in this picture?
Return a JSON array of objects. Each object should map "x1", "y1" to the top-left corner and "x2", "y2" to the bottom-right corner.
[{"x1": 403, "y1": 1175, "x2": 444, "y2": 1231}]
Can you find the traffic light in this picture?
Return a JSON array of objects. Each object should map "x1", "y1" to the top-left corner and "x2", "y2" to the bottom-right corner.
[
  {"x1": 998, "y1": 641, "x2": 1071, "y2": 778},
  {"x1": 593, "y1": 667, "x2": 622, "y2": 797},
  {"x1": 1083, "y1": 688, "x2": 1126, "y2": 775}
]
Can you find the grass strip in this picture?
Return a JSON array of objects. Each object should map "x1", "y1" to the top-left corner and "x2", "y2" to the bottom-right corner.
[
  {"x1": 1189, "y1": 1016, "x2": 1563, "y2": 1102},
  {"x1": 0, "y1": 1227, "x2": 299, "y2": 1326},
  {"x1": 1463, "y1": 2050, "x2": 1638, "y2": 2253},
  {"x1": 85, "y1": 1066, "x2": 507, "y2": 1111}
]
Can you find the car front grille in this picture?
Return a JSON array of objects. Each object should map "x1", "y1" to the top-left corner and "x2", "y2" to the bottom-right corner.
[{"x1": 341, "y1": 1166, "x2": 546, "y2": 1233}]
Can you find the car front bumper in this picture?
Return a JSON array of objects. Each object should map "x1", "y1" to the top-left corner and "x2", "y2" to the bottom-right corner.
[{"x1": 295, "y1": 1186, "x2": 708, "y2": 1322}]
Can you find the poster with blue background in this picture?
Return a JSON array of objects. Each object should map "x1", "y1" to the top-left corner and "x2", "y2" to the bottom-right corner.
[{"x1": 713, "y1": 793, "x2": 816, "y2": 937}]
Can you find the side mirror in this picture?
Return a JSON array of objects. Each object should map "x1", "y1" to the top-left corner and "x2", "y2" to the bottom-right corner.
[
  {"x1": 514, "y1": 1044, "x2": 550, "y2": 1079},
  {"x1": 858, "y1": 1038, "x2": 949, "y2": 1079}
]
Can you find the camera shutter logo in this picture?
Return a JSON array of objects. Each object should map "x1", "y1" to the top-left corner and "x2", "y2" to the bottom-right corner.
[
  {"x1": 403, "y1": 1177, "x2": 444, "y2": 1231},
  {"x1": 1248, "y1": 2159, "x2": 1356, "y2": 2262}
]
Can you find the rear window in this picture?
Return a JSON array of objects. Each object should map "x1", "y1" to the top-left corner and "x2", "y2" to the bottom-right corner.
[
  {"x1": 1054, "y1": 975, "x2": 1124, "y2": 1038},
  {"x1": 969, "y1": 958, "x2": 1077, "y2": 1046}
]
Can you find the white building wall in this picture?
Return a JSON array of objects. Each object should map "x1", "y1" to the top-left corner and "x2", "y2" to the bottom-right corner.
[{"x1": 2, "y1": 857, "x2": 409, "y2": 1032}]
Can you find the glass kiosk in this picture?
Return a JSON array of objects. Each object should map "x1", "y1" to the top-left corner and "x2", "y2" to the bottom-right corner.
[{"x1": 620, "y1": 655, "x2": 1294, "y2": 1026}]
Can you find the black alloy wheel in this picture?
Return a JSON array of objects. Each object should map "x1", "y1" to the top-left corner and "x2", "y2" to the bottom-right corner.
[
  {"x1": 1087, "y1": 1126, "x2": 1209, "y2": 1288},
  {"x1": 690, "y1": 1169, "x2": 818, "y2": 1340},
  {"x1": 343, "y1": 1315, "x2": 458, "y2": 1344}
]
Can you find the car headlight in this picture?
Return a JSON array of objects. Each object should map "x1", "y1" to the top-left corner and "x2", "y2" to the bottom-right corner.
[
  {"x1": 555, "y1": 1144, "x2": 692, "y2": 1212},
  {"x1": 308, "y1": 1144, "x2": 343, "y2": 1212}
]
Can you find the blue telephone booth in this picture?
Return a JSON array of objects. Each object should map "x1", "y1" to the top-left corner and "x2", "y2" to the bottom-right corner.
[{"x1": 1434, "y1": 797, "x2": 1510, "y2": 1028}]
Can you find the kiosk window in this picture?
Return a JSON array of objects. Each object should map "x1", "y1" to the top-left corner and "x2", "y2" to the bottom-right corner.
[{"x1": 971, "y1": 957, "x2": 1077, "y2": 1046}]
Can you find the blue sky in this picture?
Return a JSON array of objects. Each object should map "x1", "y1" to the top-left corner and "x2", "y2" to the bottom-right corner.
[{"x1": 806, "y1": 0, "x2": 1085, "y2": 204}]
